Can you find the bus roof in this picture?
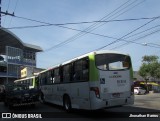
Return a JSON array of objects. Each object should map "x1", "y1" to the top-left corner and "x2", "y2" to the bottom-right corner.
[
  {"x1": 37, "y1": 50, "x2": 129, "y2": 75},
  {"x1": 62, "y1": 50, "x2": 129, "y2": 65}
]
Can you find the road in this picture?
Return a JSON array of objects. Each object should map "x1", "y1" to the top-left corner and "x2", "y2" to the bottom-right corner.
[
  {"x1": 0, "y1": 93, "x2": 160, "y2": 121},
  {"x1": 134, "y1": 93, "x2": 160, "y2": 110}
]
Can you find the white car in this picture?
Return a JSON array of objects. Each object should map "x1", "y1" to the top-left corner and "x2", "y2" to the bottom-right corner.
[{"x1": 134, "y1": 87, "x2": 146, "y2": 95}]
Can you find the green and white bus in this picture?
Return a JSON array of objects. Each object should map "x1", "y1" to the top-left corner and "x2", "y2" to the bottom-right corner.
[
  {"x1": 14, "y1": 76, "x2": 39, "y2": 89},
  {"x1": 38, "y1": 50, "x2": 134, "y2": 111}
]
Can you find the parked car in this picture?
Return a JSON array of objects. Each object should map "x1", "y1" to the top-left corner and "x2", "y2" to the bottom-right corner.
[
  {"x1": 134, "y1": 87, "x2": 146, "y2": 95},
  {"x1": 3, "y1": 84, "x2": 40, "y2": 109}
]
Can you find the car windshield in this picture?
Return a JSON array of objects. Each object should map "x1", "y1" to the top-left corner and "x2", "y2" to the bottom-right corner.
[
  {"x1": 95, "y1": 53, "x2": 131, "y2": 71},
  {"x1": 5, "y1": 84, "x2": 29, "y2": 91}
]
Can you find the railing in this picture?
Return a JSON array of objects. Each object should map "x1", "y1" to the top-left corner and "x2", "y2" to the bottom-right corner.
[
  {"x1": 7, "y1": 59, "x2": 36, "y2": 66},
  {"x1": 0, "y1": 72, "x2": 20, "y2": 78}
]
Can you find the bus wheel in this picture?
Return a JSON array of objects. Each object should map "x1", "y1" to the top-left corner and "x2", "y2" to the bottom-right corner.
[{"x1": 63, "y1": 95, "x2": 72, "y2": 112}]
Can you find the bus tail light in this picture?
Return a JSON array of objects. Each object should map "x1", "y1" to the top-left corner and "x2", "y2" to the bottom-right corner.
[{"x1": 90, "y1": 87, "x2": 100, "y2": 98}]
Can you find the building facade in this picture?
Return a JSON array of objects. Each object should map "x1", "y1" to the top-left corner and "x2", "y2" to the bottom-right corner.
[{"x1": 0, "y1": 28, "x2": 43, "y2": 84}]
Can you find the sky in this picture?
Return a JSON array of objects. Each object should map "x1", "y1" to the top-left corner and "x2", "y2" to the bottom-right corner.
[{"x1": 1, "y1": 0, "x2": 160, "y2": 71}]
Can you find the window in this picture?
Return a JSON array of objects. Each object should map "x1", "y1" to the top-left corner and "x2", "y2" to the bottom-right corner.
[
  {"x1": 73, "y1": 57, "x2": 89, "y2": 82},
  {"x1": 55, "y1": 68, "x2": 61, "y2": 83},
  {"x1": 47, "y1": 71, "x2": 52, "y2": 84},
  {"x1": 39, "y1": 68, "x2": 61, "y2": 85},
  {"x1": 96, "y1": 54, "x2": 131, "y2": 71},
  {"x1": 40, "y1": 73, "x2": 47, "y2": 85},
  {"x1": 63, "y1": 64, "x2": 72, "y2": 83}
]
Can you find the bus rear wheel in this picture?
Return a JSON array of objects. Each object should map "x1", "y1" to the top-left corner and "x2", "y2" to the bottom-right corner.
[{"x1": 63, "y1": 95, "x2": 72, "y2": 112}]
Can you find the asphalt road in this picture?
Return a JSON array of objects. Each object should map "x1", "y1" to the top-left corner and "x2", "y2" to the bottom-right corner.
[
  {"x1": 134, "y1": 93, "x2": 160, "y2": 110},
  {"x1": 0, "y1": 93, "x2": 160, "y2": 121}
]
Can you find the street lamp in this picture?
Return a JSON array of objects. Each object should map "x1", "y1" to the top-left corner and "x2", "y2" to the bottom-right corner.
[{"x1": 143, "y1": 42, "x2": 160, "y2": 47}]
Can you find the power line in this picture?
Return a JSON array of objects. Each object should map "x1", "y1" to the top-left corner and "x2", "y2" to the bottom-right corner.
[
  {"x1": 3, "y1": 0, "x2": 140, "y2": 52},
  {"x1": 96, "y1": 16, "x2": 160, "y2": 51},
  {"x1": 3, "y1": 0, "x2": 11, "y2": 26},
  {"x1": 5, "y1": 23, "x2": 160, "y2": 48},
  {"x1": 74, "y1": 0, "x2": 145, "y2": 39},
  {"x1": 48, "y1": 24, "x2": 160, "y2": 50},
  {"x1": 63, "y1": 0, "x2": 134, "y2": 46},
  {"x1": 110, "y1": 29, "x2": 160, "y2": 50},
  {"x1": 1, "y1": 0, "x2": 147, "y2": 52},
  {"x1": 110, "y1": 25, "x2": 160, "y2": 50},
  {"x1": 43, "y1": 0, "x2": 145, "y2": 52},
  {"x1": 3, "y1": 16, "x2": 160, "y2": 29},
  {"x1": 8, "y1": 0, "x2": 19, "y2": 27},
  {"x1": 123, "y1": 24, "x2": 160, "y2": 39},
  {"x1": 2, "y1": 9, "x2": 159, "y2": 51},
  {"x1": 106, "y1": 25, "x2": 160, "y2": 49},
  {"x1": 8, "y1": 0, "x2": 133, "y2": 25},
  {"x1": 55, "y1": 0, "x2": 132, "y2": 51}
]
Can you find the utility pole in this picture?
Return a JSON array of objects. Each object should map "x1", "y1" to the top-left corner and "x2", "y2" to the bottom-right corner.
[
  {"x1": 0, "y1": 0, "x2": 14, "y2": 27},
  {"x1": 0, "y1": 0, "x2": 1, "y2": 27},
  {"x1": 0, "y1": 11, "x2": 14, "y2": 27}
]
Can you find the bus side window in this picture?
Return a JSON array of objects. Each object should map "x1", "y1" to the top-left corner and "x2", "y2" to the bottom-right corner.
[
  {"x1": 41, "y1": 73, "x2": 47, "y2": 85},
  {"x1": 51, "y1": 69, "x2": 54, "y2": 84},
  {"x1": 82, "y1": 58, "x2": 89, "y2": 81},
  {"x1": 73, "y1": 57, "x2": 89, "y2": 82},
  {"x1": 46, "y1": 71, "x2": 52, "y2": 85},
  {"x1": 59, "y1": 67, "x2": 63, "y2": 83},
  {"x1": 39, "y1": 75, "x2": 43, "y2": 85},
  {"x1": 63, "y1": 64, "x2": 71, "y2": 83},
  {"x1": 54, "y1": 68, "x2": 60, "y2": 84}
]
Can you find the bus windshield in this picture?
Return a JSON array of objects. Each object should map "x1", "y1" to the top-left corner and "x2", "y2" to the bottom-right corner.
[{"x1": 95, "y1": 53, "x2": 131, "y2": 71}]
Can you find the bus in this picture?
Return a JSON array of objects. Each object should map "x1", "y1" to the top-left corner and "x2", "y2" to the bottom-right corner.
[
  {"x1": 14, "y1": 76, "x2": 39, "y2": 89},
  {"x1": 38, "y1": 50, "x2": 134, "y2": 111}
]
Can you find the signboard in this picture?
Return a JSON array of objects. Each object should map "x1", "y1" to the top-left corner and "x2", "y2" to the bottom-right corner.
[
  {"x1": 21, "y1": 67, "x2": 27, "y2": 78},
  {"x1": 21, "y1": 67, "x2": 33, "y2": 78}
]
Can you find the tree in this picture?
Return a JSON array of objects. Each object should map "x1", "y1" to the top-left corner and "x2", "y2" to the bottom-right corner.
[
  {"x1": 139, "y1": 55, "x2": 160, "y2": 92},
  {"x1": 155, "y1": 67, "x2": 160, "y2": 79},
  {"x1": 142, "y1": 55, "x2": 159, "y2": 64},
  {"x1": 139, "y1": 63, "x2": 149, "y2": 79},
  {"x1": 149, "y1": 62, "x2": 160, "y2": 78}
]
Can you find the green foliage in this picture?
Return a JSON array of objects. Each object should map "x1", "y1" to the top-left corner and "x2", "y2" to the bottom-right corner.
[
  {"x1": 142, "y1": 55, "x2": 159, "y2": 63},
  {"x1": 139, "y1": 63, "x2": 149, "y2": 78},
  {"x1": 139, "y1": 55, "x2": 160, "y2": 79},
  {"x1": 155, "y1": 67, "x2": 160, "y2": 78}
]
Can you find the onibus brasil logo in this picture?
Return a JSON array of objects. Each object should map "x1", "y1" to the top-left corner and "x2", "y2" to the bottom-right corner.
[{"x1": 2, "y1": 113, "x2": 42, "y2": 119}]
